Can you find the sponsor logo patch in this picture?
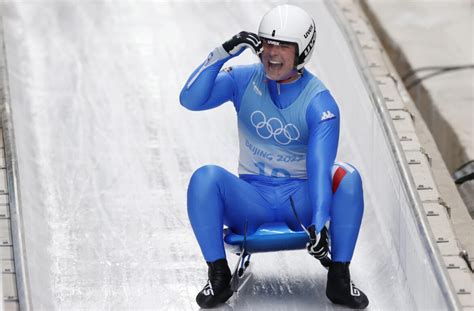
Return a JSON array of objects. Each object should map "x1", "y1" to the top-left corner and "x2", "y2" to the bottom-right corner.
[
  {"x1": 321, "y1": 110, "x2": 335, "y2": 121},
  {"x1": 202, "y1": 280, "x2": 214, "y2": 296},
  {"x1": 350, "y1": 281, "x2": 361, "y2": 297}
]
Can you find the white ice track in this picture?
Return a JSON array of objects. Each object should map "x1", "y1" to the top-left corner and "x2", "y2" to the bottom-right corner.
[{"x1": 1, "y1": 1, "x2": 437, "y2": 310}]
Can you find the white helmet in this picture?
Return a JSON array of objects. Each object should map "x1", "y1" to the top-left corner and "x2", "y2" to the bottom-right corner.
[{"x1": 258, "y1": 5, "x2": 316, "y2": 70}]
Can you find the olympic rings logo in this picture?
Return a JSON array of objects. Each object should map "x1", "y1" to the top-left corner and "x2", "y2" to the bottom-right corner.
[{"x1": 250, "y1": 110, "x2": 300, "y2": 145}]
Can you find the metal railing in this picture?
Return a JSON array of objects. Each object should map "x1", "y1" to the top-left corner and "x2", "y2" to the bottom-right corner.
[
  {"x1": 0, "y1": 17, "x2": 32, "y2": 311},
  {"x1": 325, "y1": 0, "x2": 461, "y2": 309}
]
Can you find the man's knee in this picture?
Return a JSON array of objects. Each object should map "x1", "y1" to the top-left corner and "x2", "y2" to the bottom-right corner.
[
  {"x1": 330, "y1": 162, "x2": 364, "y2": 227},
  {"x1": 189, "y1": 165, "x2": 225, "y2": 187},
  {"x1": 332, "y1": 162, "x2": 362, "y2": 195},
  {"x1": 187, "y1": 165, "x2": 226, "y2": 218}
]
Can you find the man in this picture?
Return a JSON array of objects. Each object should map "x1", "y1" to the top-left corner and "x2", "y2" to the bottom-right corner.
[{"x1": 180, "y1": 4, "x2": 369, "y2": 309}]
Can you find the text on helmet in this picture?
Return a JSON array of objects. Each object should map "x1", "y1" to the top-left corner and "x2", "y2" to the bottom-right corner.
[
  {"x1": 303, "y1": 31, "x2": 316, "y2": 56},
  {"x1": 304, "y1": 24, "x2": 314, "y2": 39}
]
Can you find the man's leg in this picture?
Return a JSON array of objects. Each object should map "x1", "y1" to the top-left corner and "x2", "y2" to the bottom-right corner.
[
  {"x1": 327, "y1": 162, "x2": 368, "y2": 309},
  {"x1": 279, "y1": 162, "x2": 364, "y2": 253},
  {"x1": 329, "y1": 162, "x2": 364, "y2": 262},
  {"x1": 187, "y1": 165, "x2": 273, "y2": 308},
  {"x1": 187, "y1": 165, "x2": 273, "y2": 261},
  {"x1": 282, "y1": 162, "x2": 368, "y2": 309}
]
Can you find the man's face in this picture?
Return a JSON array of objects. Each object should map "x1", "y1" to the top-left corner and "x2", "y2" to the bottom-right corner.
[{"x1": 261, "y1": 38, "x2": 297, "y2": 81}]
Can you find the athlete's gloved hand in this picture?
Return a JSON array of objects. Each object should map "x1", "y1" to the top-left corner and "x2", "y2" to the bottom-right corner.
[
  {"x1": 307, "y1": 224, "x2": 331, "y2": 268},
  {"x1": 222, "y1": 31, "x2": 263, "y2": 56}
]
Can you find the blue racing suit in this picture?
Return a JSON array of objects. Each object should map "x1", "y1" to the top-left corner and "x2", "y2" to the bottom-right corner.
[{"x1": 180, "y1": 51, "x2": 364, "y2": 263}]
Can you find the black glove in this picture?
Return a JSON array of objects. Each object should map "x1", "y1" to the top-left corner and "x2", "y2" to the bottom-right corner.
[
  {"x1": 306, "y1": 224, "x2": 331, "y2": 267},
  {"x1": 222, "y1": 31, "x2": 263, "y2": 56}
]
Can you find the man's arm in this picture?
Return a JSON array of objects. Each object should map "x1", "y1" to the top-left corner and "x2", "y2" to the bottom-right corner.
[
  {"x1": 179, "y1": 32, "x2": 262, "y2": 111},
  {"x1": 306, "y1": 90, "x2": 340, "y2": 233},
  {"x1": 179, "y1": 47, "x2": 235, "y2": 111}
]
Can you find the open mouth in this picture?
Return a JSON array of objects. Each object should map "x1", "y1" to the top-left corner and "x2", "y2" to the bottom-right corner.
[{"x1": 268, "y1": 60, "x2": 283, "y2": 70}]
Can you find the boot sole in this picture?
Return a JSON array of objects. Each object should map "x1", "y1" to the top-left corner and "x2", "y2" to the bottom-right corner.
[
  {"x1": 218, "y1": 288, "x2": 234, "y2": 304},
  {"x1": 327, "y1": 296, "x2": 369, "y2": 309},
  {"x1": 197, "y1": 287, "x2": 234, "y2": 309}
]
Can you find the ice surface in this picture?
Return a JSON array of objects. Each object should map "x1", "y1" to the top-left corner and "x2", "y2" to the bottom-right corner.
[{"x1": 2, "y1": 1, "x2": 417, "y2": 309}]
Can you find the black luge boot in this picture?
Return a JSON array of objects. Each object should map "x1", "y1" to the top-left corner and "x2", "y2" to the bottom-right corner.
[
  {"x1": 326, "y1": 262, "x2": 369, "y2": 309},
  {"x1": 196, "y1": 258, "x2": 233, "y2": 309}
]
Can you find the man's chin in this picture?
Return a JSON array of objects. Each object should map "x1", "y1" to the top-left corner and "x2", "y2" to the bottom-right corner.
[
  {"x1": 264, "y1": 70, "x2": 285, "y2": 81},
  {"x1": 264, "y1": 65, "x2": 296, "y2": 81},
  {"x1": 266, "y1": 72, "x2": 296, "y2": 82}
]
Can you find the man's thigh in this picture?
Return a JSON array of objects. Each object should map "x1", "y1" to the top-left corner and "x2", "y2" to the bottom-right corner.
[
  {"x1": 278, "y1": 180, "x2": 312, "y2": 231},
  {"x1": 218, "y1": 172, "x2": 275, "y2": 235}
]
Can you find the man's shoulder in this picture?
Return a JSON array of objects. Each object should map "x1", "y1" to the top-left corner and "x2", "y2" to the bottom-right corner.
[
  {"x1": 298, "y1": 70, "x2": 329, "y2": 103},
  {"x1": 302, "y1": 69, "x2": 326, "y2": 88},
  {"x1": 222, "y1": 63, "x2": 263, "y2": 86},
  {"x1": 223, "y1": 63, "x2": 262, "y2": 75},
  {"x1": 305, "y1": 90, "x2": 340, "y2": 125}
]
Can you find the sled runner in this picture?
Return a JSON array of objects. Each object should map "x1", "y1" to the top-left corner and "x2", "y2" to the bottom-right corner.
[{"x1": 224, "y1": 222, "x2": 309, "y2": 291}]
